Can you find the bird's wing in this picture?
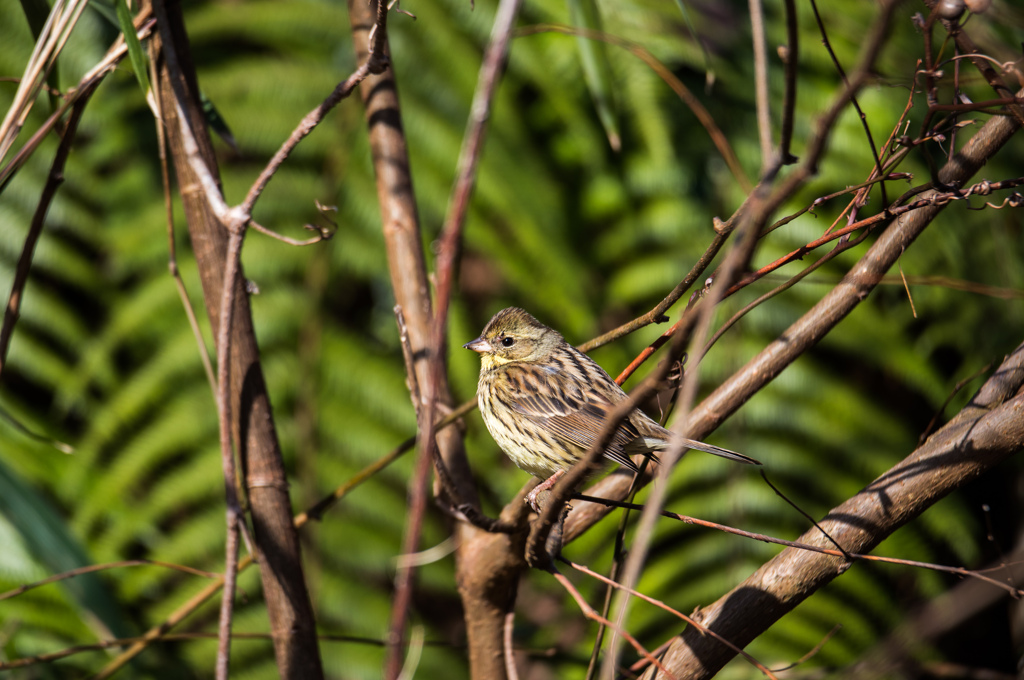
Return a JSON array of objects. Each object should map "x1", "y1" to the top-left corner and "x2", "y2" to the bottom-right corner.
[{"x1": 500, "y1": 361, "x2": 643, "y2": 472}]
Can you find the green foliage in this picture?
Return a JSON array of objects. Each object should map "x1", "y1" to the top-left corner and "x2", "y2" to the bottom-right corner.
[{"x1": 1, "y1": 0, "x2": 1021, "y2": 677}]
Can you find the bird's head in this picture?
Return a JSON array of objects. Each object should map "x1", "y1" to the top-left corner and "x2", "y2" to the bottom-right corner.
[{"x1": 464, "y1": 307, "x2": 561, "y2": 367}]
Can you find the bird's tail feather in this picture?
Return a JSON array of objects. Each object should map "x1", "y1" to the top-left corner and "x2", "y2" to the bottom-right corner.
[
  {"x1": 679, "y1": 437, "x2": 760, "y2": 465},
  {"x1": 635, "y1": 435, "x2": 761, "y2": 465}
]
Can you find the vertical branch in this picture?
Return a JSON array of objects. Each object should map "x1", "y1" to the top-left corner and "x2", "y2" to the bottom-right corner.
[
  {"x1": 389, "y1": 0, "x2": 525, "y2": 672},
  {"x1": 149, "y1": 39, "x2": 217, "y2": 396},
  {"x1": 349, "y1": 0, "x2": 529, "y2": 676},
  {"x1": 749, "y1": 0, "x2": 772, "y2": 171},
  {"x1": 151, "y1": 0, "x2": 324, "y2": 677},
  {"x1": 778, "y1": 0, "x2": 798, "y2": 164},
  {"x1": 213, "y1": 227, "x2": 245, "y2": 680}
]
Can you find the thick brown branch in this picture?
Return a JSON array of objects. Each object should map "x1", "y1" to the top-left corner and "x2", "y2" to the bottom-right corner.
[
  {"x1": 645, "y1": 339, "x2": 1024, "y2": 679},
  {"x1": 150, "y1": 0, "x2": 323, "y2": 677},
  {"x1": 565, "y1": 90, "x2": 1022, "y2": 544},
  {"x1": 348, "y1": 1, "x2": 529, "y2": 678}
]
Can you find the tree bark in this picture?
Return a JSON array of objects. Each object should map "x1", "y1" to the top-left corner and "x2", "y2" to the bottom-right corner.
[
  {"x1": 153, "y1": 1, "x2": 324, "y2": 677},
  {"x1": 639, "y1": 100, "x2": 1024, "y2": 680},
  {"x1": 566, "y1": 96, "x2": 1024, "y2": 543},
  {"x1": 647, "y1": 341, "x2": 1024, "y2": 679},
  {"x1": 347, "y1": 2, "x2": 527, "y2": 677}
]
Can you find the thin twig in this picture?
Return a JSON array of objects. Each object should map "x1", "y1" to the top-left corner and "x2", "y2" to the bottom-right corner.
[
  {"x1": 249, "y1": 219, "x2": 331, "y2": 246},
  {"x1": 573, "y1": 495, "x2": 1024, "y2": 597},
  {"x1": 518, "y1": 24, "x2": 753, "y2": 192},
  {"x1": 578, "y1": 230, "x2": 728, "y2": 355},
  {"x1": 749, "y1": 0, "x2": 772, "y2": 171},
  {"x1": 240, "y1": 0, "x2": 390, "y2": 216},
  {"x1": 769, "y1": 625, "x2": 842, "y2": 673},
  {"x1": 550, "y1": 569, "x2": 678, "y2": 680},
  {"x1": 214, "y1": 227, "x2": 245, "y2": 680},
  {"x1": 918, "y1": 362, "x2": 994, "y2": 444},
  {"x1": 395, "y1": 306, "x2": 422, "y2": 409},
  {"x1": 809, "y1": 0, "x2": 888, "y2": 207},
  {"x1": 760, "y1": 471, "x2": 849, "y2": 558},
  {"x1": 778, "y1": 0, "x2": 798, "y2": 164},
  {"x1": 563, "y1": 558, "x2": 778, "y2": 679},
  {"x1": 0, "y1": 80, "x2": 99, "y2": 380},
  {"x1": 0, "y1": 559, "x2": 218, "y2": 602},
  {"x1": 503, "y1": 611, "x2": 519, "y2": 680}
]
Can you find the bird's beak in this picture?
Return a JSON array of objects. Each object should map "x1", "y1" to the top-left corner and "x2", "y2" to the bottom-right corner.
[{"x1": 463, "y1": 337, "x2": 491, "y2": 353}]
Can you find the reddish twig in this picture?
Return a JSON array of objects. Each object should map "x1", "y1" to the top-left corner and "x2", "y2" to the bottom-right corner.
[
  {"x1": 573, "y1": 495, "x2": 1024, "y2": 598},
  {"x1": 550, "y1": 569, "x2": 678, "y2": 680},
  {"x1": 563, "y1": 558, "x2": 778, "y2": 679},
  {"x1": 615, "y1": 173, "x2": 1024, "y2": 385},
  {"x1": 702, "y1": 227, "x2": 872, "y2": 356}
]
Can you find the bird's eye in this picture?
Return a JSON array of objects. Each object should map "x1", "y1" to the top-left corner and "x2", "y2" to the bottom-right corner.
[{"x1": 501, "y1": 336, "x2": 515, "y2": 347}]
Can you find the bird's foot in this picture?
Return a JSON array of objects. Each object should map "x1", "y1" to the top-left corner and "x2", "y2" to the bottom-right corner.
[{"x1": 526, "y1": 469, "x2": 565, "y2": 513}]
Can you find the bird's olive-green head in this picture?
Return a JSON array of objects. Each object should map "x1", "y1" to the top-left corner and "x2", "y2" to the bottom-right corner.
[{"x1": 464, "y1": 307, "x2": 561, "y2": 366}]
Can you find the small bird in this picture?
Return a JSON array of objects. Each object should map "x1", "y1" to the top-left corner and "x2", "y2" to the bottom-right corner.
[{"x1": 464, "y1": 307, "x2": 759, "y2": 508}]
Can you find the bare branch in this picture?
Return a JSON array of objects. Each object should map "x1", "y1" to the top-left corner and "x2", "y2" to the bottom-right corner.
[
  {"x1": 387, "y1": 0, "x2": 524, "y2": 674},
  {"x1": 0, "y1": 559, "x2": 218, "y2": 602},
  {"x1": 0, "y1": 81, "x2": 98, "y2": 380},
  {"x1": 518, "y1": 24, "x2": 754, "y2": 193},
  {"x1": 564, "y1": 85, "x2": 1023, "y2": 546},
  {"x1": 749, "y1": 0, "x2": 772, "y2": 171},
  {"x1": 645, "y1": 337, "x2": 1024, "y2": 678},
  {"x1": 778, "y1": 0, "x2": 798, "y2": 164}
]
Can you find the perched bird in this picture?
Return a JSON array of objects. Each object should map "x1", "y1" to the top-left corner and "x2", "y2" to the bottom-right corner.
[{"x1": 464, "y1": 307, "x2": 759, "y2": 507}]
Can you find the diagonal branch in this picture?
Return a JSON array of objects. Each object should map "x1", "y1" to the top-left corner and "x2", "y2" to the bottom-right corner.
[
  {"x1": 0, "y1": 81, "x2": 99, "y2": 381},
  {"x1": 565, "y1": 87, "x2": 1023, "y2": 545},
  {"x1": 645, "y1": 338, "x2": 1024, "y2": 679}
]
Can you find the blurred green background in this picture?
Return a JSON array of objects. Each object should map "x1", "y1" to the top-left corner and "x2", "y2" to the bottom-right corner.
[{"x1": 1, "y1": 0, "x2": 1023, "y2": 677}]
